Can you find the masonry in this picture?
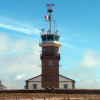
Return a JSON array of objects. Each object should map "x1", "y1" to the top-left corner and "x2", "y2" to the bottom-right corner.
[{"x1": 1, "y1": 89, "x2": 100, "y2": 94}]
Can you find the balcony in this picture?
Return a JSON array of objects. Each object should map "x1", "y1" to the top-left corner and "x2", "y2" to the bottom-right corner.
[{"x1": 39, "y1": 41, "x2": 62, "y2": 47}]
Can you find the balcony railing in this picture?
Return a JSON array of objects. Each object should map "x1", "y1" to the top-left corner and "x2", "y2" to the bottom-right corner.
[{"x1": 39, "y1": 41, "x2": 61, "y2": 45}]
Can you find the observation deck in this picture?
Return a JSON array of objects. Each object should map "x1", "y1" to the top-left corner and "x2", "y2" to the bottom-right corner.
[{"x1": 39, "y1": 33, "x2": 62, "y2": 47}]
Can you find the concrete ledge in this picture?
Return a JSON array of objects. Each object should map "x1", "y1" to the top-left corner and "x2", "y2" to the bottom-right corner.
[{"x1": 1, "y1": 88, "x2": 100, "y2": 94}]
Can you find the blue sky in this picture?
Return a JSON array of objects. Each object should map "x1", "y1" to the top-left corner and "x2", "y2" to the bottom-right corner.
[{"x1": 0, "y1": 0, "x2": 100, "y2": 89}]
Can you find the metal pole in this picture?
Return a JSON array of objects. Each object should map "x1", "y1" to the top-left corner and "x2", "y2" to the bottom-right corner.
[{"x1": 50, "y1": 11, "x2": 51, "y2": 34}]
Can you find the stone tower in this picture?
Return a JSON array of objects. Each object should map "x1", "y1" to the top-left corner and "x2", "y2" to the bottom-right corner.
[{"x1": 39, "y1": 4, "x2": 62, "y2": 88}]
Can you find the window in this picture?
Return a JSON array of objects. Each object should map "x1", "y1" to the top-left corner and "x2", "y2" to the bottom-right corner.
[
  {"x1": 33, "y1": 84, "x2": 37, "y2": 89},
  {"x1": 48, "y1": 79, "x2": 53, "y2": 83},
  {"x1": 49, "y1": 61, "x2": 52, "y2": 66},
  {"x1": 55, "y1": 48, "x2": 58, "y2": 54},
  {"x1": 49, "y1": 47, "x2": 52, "y2": 52},
  {"x1": 64, "y1": 84, "x2": 68, "y2": 89}
]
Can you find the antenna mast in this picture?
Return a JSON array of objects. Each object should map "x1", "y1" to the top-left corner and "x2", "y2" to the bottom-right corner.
[{"x1": 46, "y1": 4, "x2": 55, "y2": 34}]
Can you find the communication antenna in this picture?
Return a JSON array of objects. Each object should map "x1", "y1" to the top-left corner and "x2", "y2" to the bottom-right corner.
[
  {"x1": 39, "y1": 28, "x2": 46, "y2": 34},
  {"x1": 46, "y1": 4, "x2": 55, "y2": 34}
]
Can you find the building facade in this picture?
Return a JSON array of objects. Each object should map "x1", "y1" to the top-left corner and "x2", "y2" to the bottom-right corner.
[
  {"x1": 26, "y1": 75, "x2": 75, "y2": 89},
  {"x1": 25, "y1": 4, "x2": 75, "y2": 89}
]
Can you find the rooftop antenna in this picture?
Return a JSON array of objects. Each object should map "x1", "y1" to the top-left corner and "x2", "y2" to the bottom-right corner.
[
  {"x1": 46, "y1": 4, "x2": 55, "y2": 34},
  {"x1": 39, "y1": 28, "x2": 45, "y2": 34}
]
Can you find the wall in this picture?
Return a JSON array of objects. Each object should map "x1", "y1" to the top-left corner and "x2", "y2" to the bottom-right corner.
[
  {"x1": 59, "y1": 82, "x2": 72, "y2": 89},
  {"x1": 59, "y1": 75, "x2": 73, "y2": 89},
  {"x1": 27, "y1": 75, "x2": 74, "y2": 89},
  {"x1": 28, "y1": 76, "x2": 41, "y2": 81},
  {"x1": 1, "y1": 89, "x2": 100, "y2": 94},
  {"x1": 27, "y1": 76, "x2": 42, "y2": 89},
  {"x1": 28, "y1": 82, "x2": 42, "y2": 89}
]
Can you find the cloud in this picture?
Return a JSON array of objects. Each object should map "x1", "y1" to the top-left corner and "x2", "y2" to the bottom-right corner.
[
  {"x1": 0, "y1": 34, "x2": 9, "y2": 53},
  {"x1": 62, "y1": 42, "x2": 75, "y2": 49},
  {"x1": 76, "y1": 78, "x2": 100, "y2": 89},
  {"x1": 16, "y1": 75, "x2": 26, "y2": 80},
  {"x1": 0, "y1": 33, "x2": 41, "y2": 89},
  {"x1": 79, "y1": 50, "x2": 100, "y2": 68},
  {"x1": 60, "y1": 49, "x2": 100, "y2": 89},
  {"x1": 0, "y1": 16, "x2": 40, "y2": 35},
  {"x1": 75, "y1": 50, "x2": 100, "y2": 89}
]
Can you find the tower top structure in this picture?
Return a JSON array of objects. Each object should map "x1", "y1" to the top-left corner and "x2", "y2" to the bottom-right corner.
[
  {"x1": 39, "y1": 4, "x2": 61, "y2": 88},
  {"x1": 40, "y1": 4, "x2": 62, "y2": 47}
]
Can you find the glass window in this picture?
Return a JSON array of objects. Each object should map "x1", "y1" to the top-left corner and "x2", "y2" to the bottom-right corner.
[
  {"x1": 49, "y1": 47, "x2": 52, "y2": 52},
  {"x1": 64, "y1": 84, "x2": 68, "y2": 89},
  {"x1": 33, "y1": 84, "x2": 37, "y2": 89},
  {"x1": 49, "y1": 61, "x2": 52, "y2": 66}
]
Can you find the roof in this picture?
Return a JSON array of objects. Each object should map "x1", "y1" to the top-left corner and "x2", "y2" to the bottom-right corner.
[
  {"x1": 26, "y1": 74, "x2": 75, "y2": 82},
  {"x1": 0, "y1": 81, "x2": 6, "y2": 89},
  {"x1": 26, "y1": 75, "x2": 41, "y2": 81},
  {"x1": 59, "y1": 74, "x2": 75, "y2": 82}
]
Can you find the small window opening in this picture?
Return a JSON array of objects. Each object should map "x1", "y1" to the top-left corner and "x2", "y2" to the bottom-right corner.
[
  {"x1": 64, "y1": 84, "x2": 68, "y2": 89},
  {"x1": 33, "y1": 84, "x2": 37, "y2": 89},
  {"x1": 49, "y1": 61, "x2": 52, "y2": 66}
]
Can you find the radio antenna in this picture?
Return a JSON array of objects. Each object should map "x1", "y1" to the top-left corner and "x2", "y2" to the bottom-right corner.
[{"x1": 46, "y1": 4, "x2": 55, "y2": 34}]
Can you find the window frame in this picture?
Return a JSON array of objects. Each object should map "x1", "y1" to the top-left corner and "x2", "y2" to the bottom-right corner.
[
  {"x1": 49, "y1": 61, "x2": 52, "y2": 66},
  {"x1": 33, "y1": 84, "x2": 37, "y2": 89},
  {"x1": 64, "y1": 84, "x2": 68, "y2": 89}
]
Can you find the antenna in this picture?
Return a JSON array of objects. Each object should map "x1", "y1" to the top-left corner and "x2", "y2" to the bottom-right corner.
[
  {"x1": 39, "y1": 28, "x2": 45, "y2": 34},
  {"x1": 46, "y1": 4, "x2": 55, "y2": 34}
]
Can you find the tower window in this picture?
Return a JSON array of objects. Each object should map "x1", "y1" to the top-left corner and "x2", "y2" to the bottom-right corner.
[
  {"x1": 49, "y1": 47, "x2": 52, "y2": 52},
  {"x1": 64, "y1": 84, "x2": 68, "y2": 89},
  {"x1": 49, "y1": 61, "x2": 52, "y2": 66},
  {"x1": 48, "y1": 79, "x2": 53, "y2": 83}
]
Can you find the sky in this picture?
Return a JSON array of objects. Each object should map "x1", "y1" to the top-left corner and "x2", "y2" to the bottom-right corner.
[{"x1": 0, "y1": 0, "x2": 100, "y2": 89}]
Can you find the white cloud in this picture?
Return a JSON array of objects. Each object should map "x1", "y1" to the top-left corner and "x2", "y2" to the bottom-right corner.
[
  {"x1": 62, "y1": 42, "x2": 75, "y2": 49},
  {"x1": 0, "y1": 34, "x2": 10, "y2": 53},
  {"x1": 75, "y1": 50, "x2": 100, "y2": 89},
  {"x1": 0, "y1": 33, "x2": 41, "y2": 89},
  {"x1": 0, "y1": 16, "x2": 40, "y2": 35},
  {"x1": 16, "y1": 75, "x2": 26, "y2": 80},
  {"x1": 60, "y1": 49, "x2": 100, "y2": 89},
  {"x1": 79, "y1": 50, "x2": 100, "y2": 68},
  {"x1": 76, "y1": 78, "x2": 100, "y2": 89},
  {"x1": 11, "y1": 38, "x2": 28, "y2": 52}
]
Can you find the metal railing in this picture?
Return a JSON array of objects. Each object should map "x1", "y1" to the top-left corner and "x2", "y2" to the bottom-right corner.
[{"x1": 39, "y1": 41, "x2": 61, "y2": 45}]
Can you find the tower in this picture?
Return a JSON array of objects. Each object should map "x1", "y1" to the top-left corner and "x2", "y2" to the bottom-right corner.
[
  {"x1": 39, "y1": 4, "x2": 62, "y2": 88},
  {"x1": 25, "y1": 4, "x2": 75, "y2": 90}
]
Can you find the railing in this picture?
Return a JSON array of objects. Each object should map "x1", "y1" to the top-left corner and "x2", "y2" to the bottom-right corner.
[
  {"x1": 41, "y1": 31, "x2": 60, "y2": 36},
  {"x1": 39, "y1": 41, "x2": 62, "y2": 44}
]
